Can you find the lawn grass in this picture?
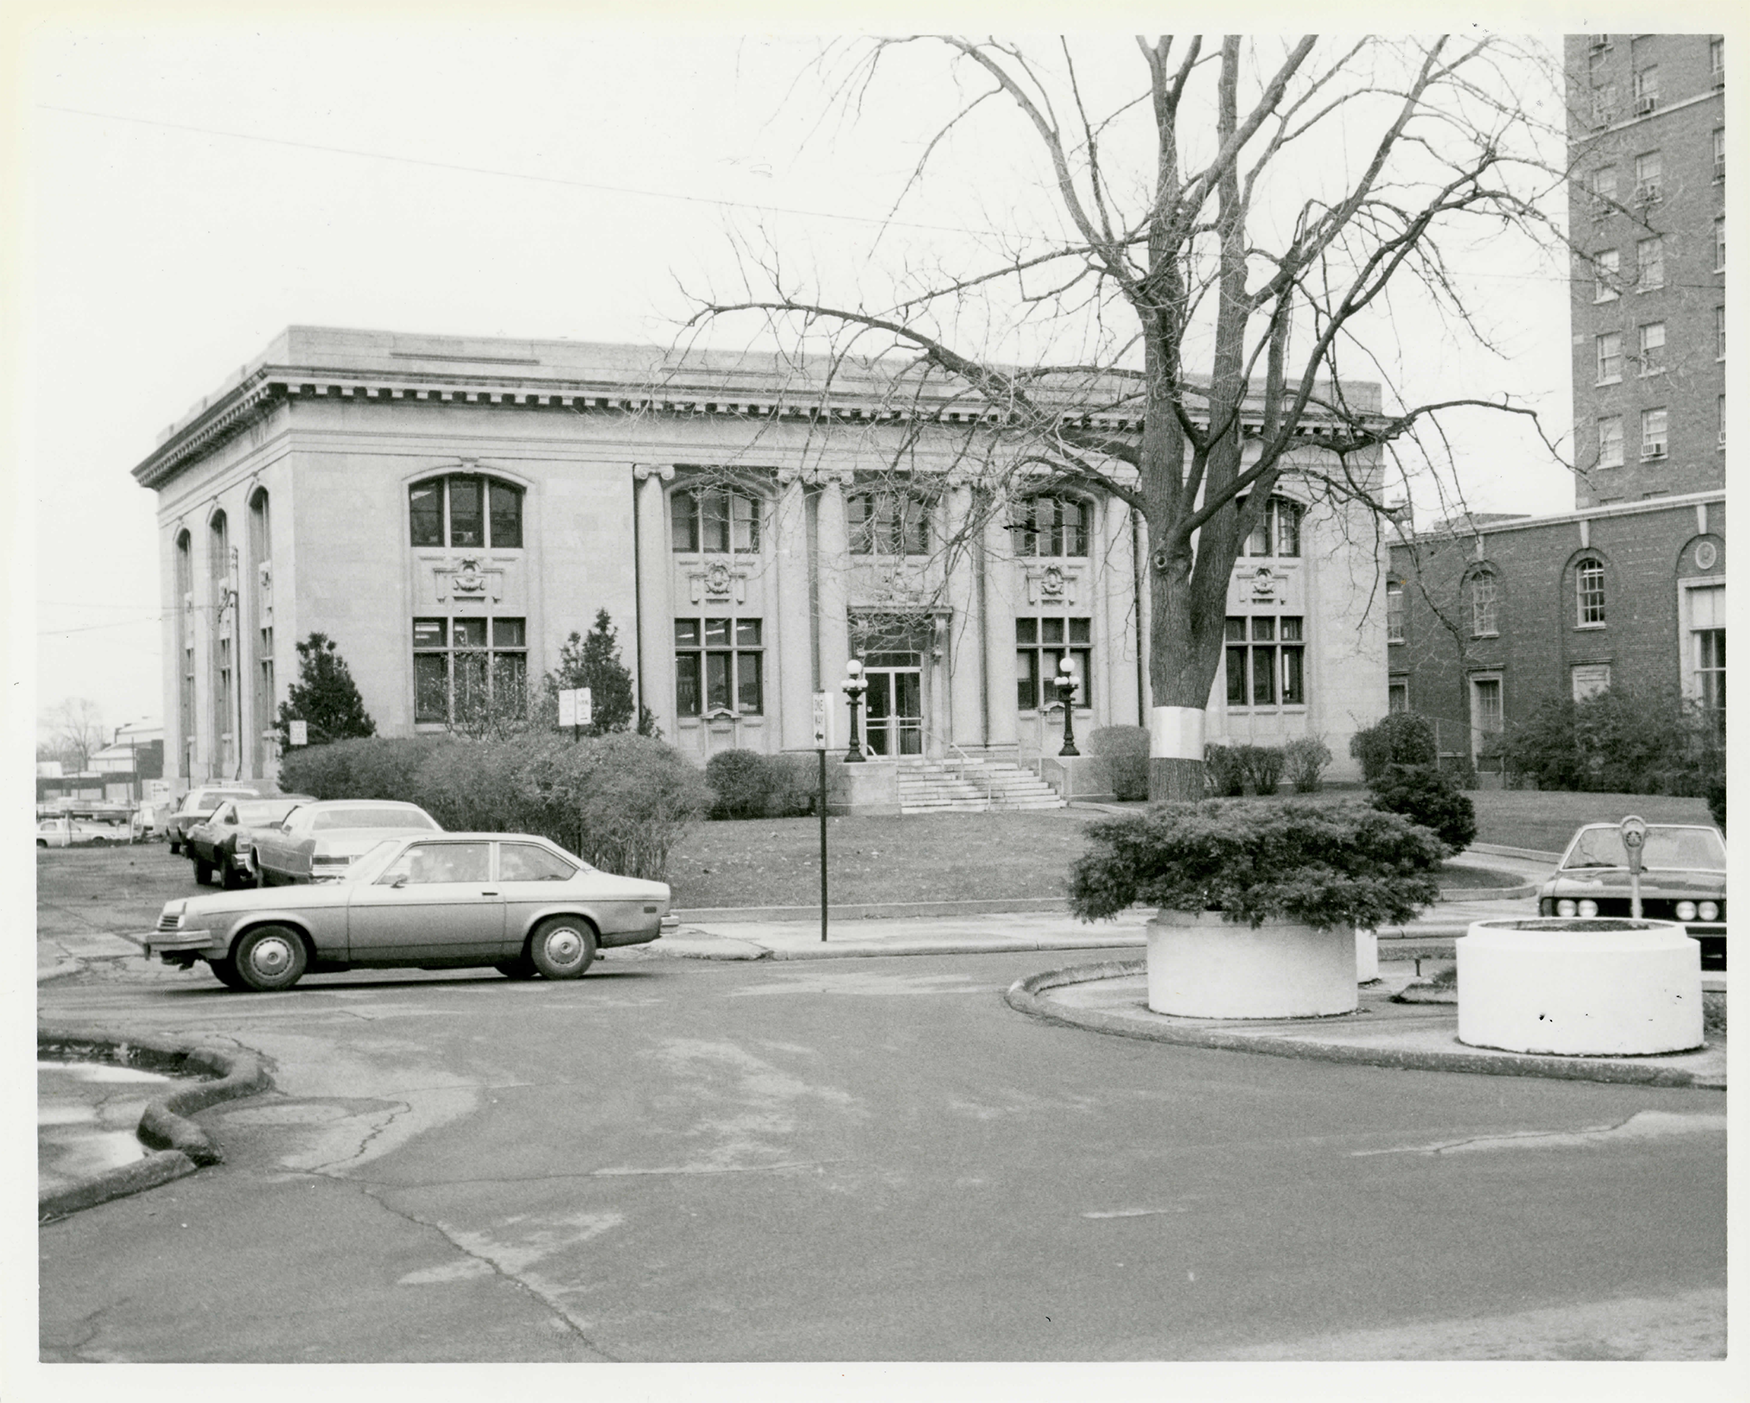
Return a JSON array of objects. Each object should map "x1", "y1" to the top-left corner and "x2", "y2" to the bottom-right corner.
[{"x1": 1467, "y1": 789, "x2": 1712, "y2": 853}]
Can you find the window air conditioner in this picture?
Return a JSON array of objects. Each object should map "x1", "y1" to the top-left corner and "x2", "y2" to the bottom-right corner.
[
  {"x1": 1644, "y1": 445, "x2": 1667, "y2": 459},
  {"x1": 1636, "y1": 94, "x2": 1657, "y2": 115}
]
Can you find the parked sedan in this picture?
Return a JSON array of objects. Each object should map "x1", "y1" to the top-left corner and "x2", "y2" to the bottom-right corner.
[
  {"x1": 1538, "y1": 822, "x2": 1727, "y2": 970},
  {"x1": 165, "y1": 786, "x2": 266, "y2": 854},
  {"x1": 185, "y1": 795, "x2": 316, "y2": 888},
  {"x1": 142, "y1": 833, "x2": 677, "y2": 991},
  {"x1": 251, "y1": 800, "x2": 442, "y2": 886},
  {"x1": 35, "y1": 817, "x2": 116, "y2": 848}
]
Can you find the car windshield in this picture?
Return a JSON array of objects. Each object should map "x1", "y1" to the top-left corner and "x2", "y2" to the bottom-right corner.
[
  {"x1": 343, "y1": 840, "x2": 402, "y2": 881},
  {"x1": 310, "y1": 807, "x2": 434, "y2": 832},
  {"x1": 1562, "y1": 826, "x2": 1726, "y2": 872}
]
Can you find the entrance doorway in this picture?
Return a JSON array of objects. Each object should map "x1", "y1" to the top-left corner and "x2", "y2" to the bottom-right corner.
[{"x1": 862, "y1": 653, "x2": 923, "y2": 756}]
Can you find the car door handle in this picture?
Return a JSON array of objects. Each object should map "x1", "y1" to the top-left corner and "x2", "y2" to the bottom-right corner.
[{"x1": 480, "y1": 890, "x2": 498, "y2": 896}]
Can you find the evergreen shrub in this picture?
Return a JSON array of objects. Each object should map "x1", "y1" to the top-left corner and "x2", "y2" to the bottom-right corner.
[
  {"x1": 1368, "y1": 763, "x2": 1477, "y2": 853},
  {"x1": 1348, "y1": 712, "x2": 1437, "y2": 783},
  {"x1": 1087, "y1": 725, "x2": 1150, "y2": 801},
  {"x1": 1203, "y1": 743, "x2": 1247, "y2": 796},
  {"x1": 706, "y1": 750, "x2": 777, "y2": 820}
]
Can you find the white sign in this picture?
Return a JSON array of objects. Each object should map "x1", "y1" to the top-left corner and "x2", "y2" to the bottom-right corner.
[
  {"x1": 812, "y1": 692, "x2": 830, "y2": 749},
  {"x1": 288, "y1": 720, "x2": 308, "y2": 746},
  {"x1": 559, "y1": 688, "x2": 593, "y2": 728}
]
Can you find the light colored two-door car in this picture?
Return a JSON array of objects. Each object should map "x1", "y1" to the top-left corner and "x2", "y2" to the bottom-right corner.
[
  {"x1": 1538, "y1": 821, "x2": 1727, "y2": 970},
  {"x1": 185, "y1": 795, "x2": 317, "y2": 888},
  {"x1": 143, "y1": 832, "x2": 677, "y2": 991},
  {"x1": 35, "y1": 817, "x2": 112, "y2": 848},
  {"x1": 251, "y1": 800, "x2": 442, "y2": 886},
  {"x1": 165, "y1": 785, "x2": 265, "y2": 855}
]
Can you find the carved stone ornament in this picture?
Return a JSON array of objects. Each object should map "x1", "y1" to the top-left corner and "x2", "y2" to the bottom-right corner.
[
  {"x1": 1024, "y1": 562, "x2": 1080, "y2": 606},
  {"x1": 1695, "y1": 540, "x2": 1718, "y2": 571},
  {"x1": 689, "y1": 561, "x2": 748, "y2": 605},
  {"x1": 1234, "y1": 561, "x2": 1298, "y2": 606},
  {"x1": 432, "y1": 557, "x2": 505, "y2": 604}
]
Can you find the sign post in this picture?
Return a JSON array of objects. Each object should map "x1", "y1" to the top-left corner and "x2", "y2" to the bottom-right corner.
[
  {"x1": 813, "y1": 692, "x2": 830, "y2": 943},
  {"x1": 558, "y1": 688, "x2": 593, "y2": 741}
]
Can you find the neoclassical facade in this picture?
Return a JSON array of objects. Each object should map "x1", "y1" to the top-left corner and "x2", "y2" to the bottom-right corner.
[{"x1": 134, "y1": 327, "x2": 1388, "y2": 792}]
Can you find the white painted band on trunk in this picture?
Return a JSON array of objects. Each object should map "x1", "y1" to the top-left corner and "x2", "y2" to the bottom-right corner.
[{"x1": 1149, "y1": 706, "x2": 1205, "y2": 760}]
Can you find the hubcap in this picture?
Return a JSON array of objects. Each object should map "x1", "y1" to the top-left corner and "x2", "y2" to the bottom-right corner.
[
  {"x1": 545, "y1": 928, "x2": 582, "y2": 965},
  {"x1": 252, "y1": 937, "x2": 293, "y2": 976}
]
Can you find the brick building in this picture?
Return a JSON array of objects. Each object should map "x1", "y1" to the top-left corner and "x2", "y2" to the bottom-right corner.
[{"x1": 1388, "y1": 34, "x2": 1726, "y2": 768}]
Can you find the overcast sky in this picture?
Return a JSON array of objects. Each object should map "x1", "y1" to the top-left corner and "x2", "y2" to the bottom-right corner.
[{"x1": 17, "y1": 17, "x2": 1630, "y2": 742}]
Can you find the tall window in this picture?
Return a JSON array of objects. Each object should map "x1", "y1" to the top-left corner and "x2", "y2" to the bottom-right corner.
[
  {"x1": 409, "y1": 475, "x2": 523, "y2": 549},
  {"x1": 1719, "y1": 395, "x2": 1727, "y2": 447},
  {"x1": 248, "y1": 489, "x2": 274, "y2": 772},
  {"x1": 1386, "y1": 579, "x2": 1405, "y2": 644},
  {"x1": 1715, "y1": 128, "x2": 1726, "y2": 182},
  {"x1": 1016, "y1": 617, "x2": 1091, "y2": 709},
  {"x1": 210, "y1": 512, "x2": 233, "y2": 771},
  {"x1": 1691, "y1": 585, "x2": 1725, "y2": 728},
  {"x1": 1225, "y1": 616, "x2": 1304, "y2": 707},
  {"x1": 1598, "y1": 415, "x2": 1624, "y2": 468},
  {"x1": 1641, "y1": 407, "x2": 1668, "y2": 459},
  {"x1": 674, "y1": 617, "x2": 763, "y2": 715},
  {"x1": 1590, "y1": 165, "x2": 1617, "y2": 214},
  {"x1": 671, "y1": 488, "x2": 760, "y2": 554},
  {"x1": 413, "y1": 617, "x2": 527, "y2": 725},
  {"x1": 1711, "y1": 37, "x2": 1724, "y2": 84},
  {"x1": 848, "y1": 488, "x2": 931, "y2": 555},
  {"x1": 1716, "y1": 217, "x2": 1726, "y2": 273},
  {"x1": 1632, "y1": 63, "x2": 1658, "y2": 112},
  {"x1": 176, "y1": 530, "x2": 194, "y2": 776},
  {"x1": 1009, "y1": 495, "x2": 1091, "y2": 557},
  {"x1": 1470, "y1": 677, "x2": 1503, "y2": 756},
  {"x1": 1718, "y1": 306, "x2": 1727, "y2": 360},
  {"x1": 1469, "y1": 570, "x2": 1499, "y2": 637},
  {"x1": 1633, "y1": 150, "x2": 1662, "y2": 200},
  {"x1": 1637, "y1": 321, "x2": 1665, "y2": 376},
  {"x1": 1636, "y1": 236, "x2": 1664, "y2": 291},
  {"x1": 1388, "y1": 680, "x2": 1409, "y2": 713},
  {"x1": 1241, "y1": 496, "x2": 1303, "y2": 556},
  {"x1": 1575, "y1": 559, "x2": 1607, "y2": 626},
  {"x1": 1592, "y1": 249, "x2": 1620, "y2": 301},
  {"x1": 1596, "y1": 332, "x2": 1622, "y2": 384}
]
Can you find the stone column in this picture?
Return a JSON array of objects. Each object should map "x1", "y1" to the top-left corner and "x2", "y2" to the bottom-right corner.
[
  {"x1": 815, "y1": 472, "x2": 854, "y2": 744},
  {"x1": 633, "y1": 465, "x2": 676, "y2": 739},
  {"x1": 945, "y1": 483, "x2": 984, "y2": 749},
  {"x1": 774, "y1": 471, "x2": 814, "y2": 751},
  {"x1": 982, "y1": 508, "x2": 1018, "y2": 751}
]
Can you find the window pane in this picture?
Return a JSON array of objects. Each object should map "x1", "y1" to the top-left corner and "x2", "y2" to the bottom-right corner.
[
  {"x1": 675, "y1": 654, "x2": 701, "y2": 715},
  {"x1": 500, "y1": 844, "x2": 575, "y2": 882},
  {"x1": 492, "y1": 617, "x2": 526, "y2": 648},
  {"x1": 1068, "y1": 617, "x2": 1091, "y2": 644},
  {"x1": 1015, "y1": 618, "x2": 1038, "y2": 644},
  {"x1": 455, "y1": 652, "x2": 488, "y2": 714},
  {"x1": 1071, "y1": 649, "x2": 1092, "y2": 709},
  {"x1": 1017, "y1": 650, "x2": 1039, "y2": 709},
  {"x1": 1280, "y1": 617, "x2": 1303, "y2": 642},
  {"x1": 414, "y1": 654, "x2": 449, "y2": 723},
  {"x1": 705, "y1": 653, "x2": 731, "y2": 710},
  {"x1": 449, "y1": 477, "x2": 483, "y2": 547},
  {"x1": 452, "y1": 617, "x2": 487, "y2": 649},
  {"x1": 704, "y1": 618, "x2": 731, "y2": 647},
  {"x1": 702, "y1": 491, "x2": 730, "y2": 553},
  {"x1": 732, "y1": 492, "x2": 759, "y2": 552},
  {"x1": 1251, "y1": 617, "x2": 1275, "y2": 642},
  {"x1": 1282, "y1": 647, "x2": 1304, "y2": 705},
  {"x1": 1252, "y1": 647, "x2": 1277, "y2": 705},
  {"x1": 489, "y1": 481, "x2": 523, "y2": 548},
  {"x1": 492, "y1": 653, "x2": 526, "y2": 711},
  {"x1": 1275, "y1": 501, "x2": 1301, "y2": 557},
  {"x1": 671, "y1": 492, "x2": 699, "y2": 553},
  {"x1": 904, "y1": 494, "x2": 930, "y2": 554},
  {"x1": 1224, "y1": 617, "x2": 1246, "y2": 643},
  {"x1": 674, "y1": 618, "x2": 699, "y2": 648},
  {"x1": 413, "y1": 618, "x2": 446, "y2": 650},
  {"x1": 1067, "y1": 500, "x2": 1090, "y2": 557},
  {"x1": 410, "y1": 482, "x2": 444, "y2": 546},
  {"x1": 1041, "y1": 618, "x2": 1065, "y2": 645},
  {"x1": 734, "y1": 618, "x2": 762, "y2": 647},
  {"x1": 848, "y1": 493, "x2": 876, "y2": 554},
  {"x1": 1226, "y1": 647, "x2": 1248, "y2": 706},
  {"x1": 736, "y1": 651, "x2": 763, "y2": 713}
]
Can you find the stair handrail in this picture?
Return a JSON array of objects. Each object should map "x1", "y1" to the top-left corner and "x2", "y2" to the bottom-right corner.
[{"x1": 917, "y1": 727, "x2": 993, "y2": 810}]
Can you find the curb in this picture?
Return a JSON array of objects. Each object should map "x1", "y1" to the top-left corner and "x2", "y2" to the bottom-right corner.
[
  {"x1": 38, "y1": 1026, "x2": 273, "y2": 1221},
  {"x1": 1004, "y1": 962, "x2": 1724, "y2": 1089}
]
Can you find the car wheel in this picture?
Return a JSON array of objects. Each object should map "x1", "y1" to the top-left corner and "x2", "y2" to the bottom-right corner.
[
  {"x1": 209, "y1": 957, "x2": 250, "y2": 991},
  {"x1": 36, "y1": 839, "x2": 47, "y2": 849},
  {"x1": 527, "y1": 916, "x2": 597, "y2": 980},
  {"x1": 495, "y1": 957, "x2": 539, "y2": 980},
  {"x1": 168, "y1": 839, "x2": 182, "y2": 856},
  {"x1": 195, "y1": 857, "x2": 218, "y2": 885},
  {"x1": 230, "y1": 925, "x2": 309, "y2": 992},
  {"x1": 221, "y1": 858, "x2": 246, "y2": 891}
]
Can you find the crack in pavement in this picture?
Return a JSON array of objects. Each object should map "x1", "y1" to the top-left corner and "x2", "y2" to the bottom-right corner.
[{"x1": 1353, "y1": 1108, "x2": 1727, "y2": 1157}]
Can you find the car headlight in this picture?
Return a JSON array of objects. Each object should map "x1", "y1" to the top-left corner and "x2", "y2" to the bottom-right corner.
[
  {"x1": 1675, "y1": 901, "x2": 1698, "y2": 921},
  {"x1": 1698, "y1": 902, "x2": 1719, "y2": 922},
  {"x1": 1577, "y1": 899, "x2": 1598, "y2": 917},
  {"x1": 1557, "y1": 899, "x2": 1578, "y2": 916}
]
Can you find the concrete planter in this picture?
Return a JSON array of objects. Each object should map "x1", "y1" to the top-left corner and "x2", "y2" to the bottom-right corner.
[
  {"x1": 1457, "y1": 917, "x2": 1703, "y2": 1056},
  {"x1": 1146, "y1": 909, "x2": 1359, "y2": 1019}
]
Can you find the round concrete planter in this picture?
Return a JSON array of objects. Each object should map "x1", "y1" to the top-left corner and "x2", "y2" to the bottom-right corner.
[
  {"x1": 1457, "y1": 917, "x2": 1703, "y2": 1056},
  {"x1": 1146, "y1": 909, "x2": 1359, "y2": 1019}
]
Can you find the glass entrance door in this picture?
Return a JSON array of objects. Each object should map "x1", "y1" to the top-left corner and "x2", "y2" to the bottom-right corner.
[{"x1": 862, "y1": 654, "x2": 923, "y2": 756}]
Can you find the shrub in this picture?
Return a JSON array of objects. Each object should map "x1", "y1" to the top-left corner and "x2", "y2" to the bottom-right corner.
[
  {"x1": 1068, "y1": 799, "x2": 1445, "y2": 930},
  {"x1": 1088, "y1": 725, "x2": 1150, "y2": 801},
  {"x1": 1368, "y1": 764, "x2": 1476, "y2": 854},
  {"x1": 1236, "y1": 744, "x2": 1285, "y2": 796},
  {"x1": 1349, "y1": 712, "x2": 1437, "y2": 783},
  {"x1": 706, "y1": 749, "x2": 777, "y2": 820},
  {"x1": 277, "y1": 735, "x2": 450, "y2": 801},
  {"x1": 1203, "y1": 743, "x2": 1247, "y2": 797},
  {"x1": 1707, "y1": 776, "x2": 1726, "y2": 833},
  {"x1": 1501, "y1": 687, "x2": 1724, "y2": 797},
  {"x1": 764, "y1": 753, "x2": 821, "y2": 817},
  {"x1": 409, "y1": 739, "x2": 530, "y2": 834},
  {"x1": 1283, "y1": 736, "x2": 1333, "y2": 793}
]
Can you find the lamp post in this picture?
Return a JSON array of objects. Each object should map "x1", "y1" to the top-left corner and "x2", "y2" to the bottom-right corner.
[
  {"x1": 1055, "y1": 656, "x2": 1080, "y2": 757},
  {"x1": 841, "y1": 658, "x2": 868, "y2": 763}
]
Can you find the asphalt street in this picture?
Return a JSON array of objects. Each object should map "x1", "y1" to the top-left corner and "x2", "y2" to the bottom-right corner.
[{"x1": 37, "y1": 948, "x2": 1725, "y2": 1364}]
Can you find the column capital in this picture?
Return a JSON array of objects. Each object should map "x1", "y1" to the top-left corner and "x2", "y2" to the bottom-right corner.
[
  {"x1": 810, "y1": 467, "x2": 855, "y2": 489},
  {"x1": 633, "y1": 463, "x2": 676, "y2": 483}
]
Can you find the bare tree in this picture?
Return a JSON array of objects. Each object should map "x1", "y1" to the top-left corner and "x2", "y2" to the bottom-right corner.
[
  {"x1": 684, "y1": 35, "x2": 1566, "y2": 797},
  {"x1": 42, "y1": 698, "x2": 107, "y2": 772}
]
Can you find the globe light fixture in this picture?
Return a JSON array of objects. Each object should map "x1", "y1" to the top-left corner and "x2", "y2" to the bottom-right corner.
[
  {"x1": 1055, "y1": 656, "x2": 1080, "y2": 757},
  {"x1": 841, "y1": 658, "x2": 868, "y2": 763}
]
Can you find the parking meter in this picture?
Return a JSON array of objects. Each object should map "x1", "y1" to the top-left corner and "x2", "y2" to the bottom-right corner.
[{"x1": 1620, "y1": 815, "x2": 1647, "y2": 918}]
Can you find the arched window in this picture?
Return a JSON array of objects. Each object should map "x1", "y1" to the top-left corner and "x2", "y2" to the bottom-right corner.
[
  {"x1": 1575, "y1": 557, "x2": 1607, "y2": 626},
  {"x1": 1009, "y1": 495, "x2": 1091, "y2": 557},
  {"x1": 1468, "y1": 568, "x2": 1499, "y2": 638},
  {"x1": 671, "y1": 487, "x2": 760, "y2": 554},
  {"x1": 1240, "y1": 496, "x2": 1303, "y2": 557},
  {"x1": 848, "y1": 488, "x2": 932, "y2": 555},
  {"x1": 409, "y1": 474, "x2": 523, "y2": 549},
  {"x1": 248, "y1": 489, "x2": 274, "y2": 770},
  {"x1": 210, "y1": 512, "x2": 233, "y2": 771}
]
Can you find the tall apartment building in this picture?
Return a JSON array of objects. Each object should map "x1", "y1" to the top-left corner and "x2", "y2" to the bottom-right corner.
[{"x1": 1567, "y1": 32, "x2": 1726, "y2": 507}]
